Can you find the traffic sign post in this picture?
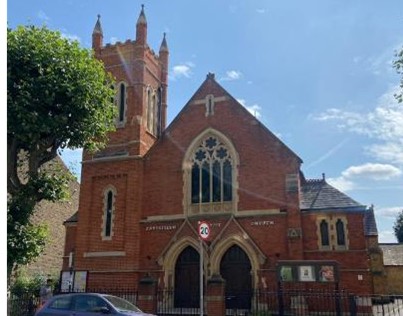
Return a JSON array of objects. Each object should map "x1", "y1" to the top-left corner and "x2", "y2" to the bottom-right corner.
[{"x1": 198, "y1": 221, "x2": 210, "y2": 316}]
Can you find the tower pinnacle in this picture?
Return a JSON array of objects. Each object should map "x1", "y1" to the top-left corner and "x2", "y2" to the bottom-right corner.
[
  {"x1": 92, "y1": 14, "x2": 103, "y2": 51},
  {"x1": 136, "y1": 5, "x2": 147, "y2": 44}
]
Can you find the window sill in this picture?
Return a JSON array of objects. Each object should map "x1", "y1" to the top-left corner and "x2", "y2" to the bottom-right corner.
[{"x1": 189, "y1": 201, "x2": 233, "y2": 215}]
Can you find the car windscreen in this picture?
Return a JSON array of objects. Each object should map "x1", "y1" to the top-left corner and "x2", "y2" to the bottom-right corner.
[{"x1": 103, "y1": 295, "x2": 142, "y2": 312}]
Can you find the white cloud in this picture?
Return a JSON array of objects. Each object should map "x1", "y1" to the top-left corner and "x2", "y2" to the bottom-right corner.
[
  {"x1": 377, "y1": 206, "x2": 403, "y2": 218},
  {"x1": 256, "y1": 9, "x2": 266, "y2": 14},
  {"x1": 312, "y1": 85, "x2": 403, "y2": 165},
  {"x1": 220, "y1": 70, "x2": 242, "y2": 81},
  {"x1": 341, "y1": 163, "x2": 402, "y2": 181},
  {"x1": 237, "y1": 99, "x2": 262, "y2": 119},
  {"x1": 327, "y1": 162, "x2": 401, "y2": 192},
  {"x1": 37, "y1": 10, "x2": 50, "y2": 21},
  {"x1": 327, "y1": 177, "x2": 356, "y2": 192},
  {"x1": 366, "y1": 143, "x2": 403, "y2": 167},
  {"x1": 61, "y1": 33, "x2": 81, "y2": 43},
  {"x1": 170, "y1": 62, "x2": 195, "y2": 80}
]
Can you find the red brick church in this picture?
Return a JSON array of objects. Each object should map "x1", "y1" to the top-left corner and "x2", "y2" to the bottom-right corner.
[{"x1": 63, "y1": 6, "x2": 387, "y2": 309}]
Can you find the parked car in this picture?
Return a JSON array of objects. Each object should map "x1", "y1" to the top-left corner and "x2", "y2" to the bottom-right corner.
[{"x1": 35, "y1": 292, "x2": 156, "y2": 315}]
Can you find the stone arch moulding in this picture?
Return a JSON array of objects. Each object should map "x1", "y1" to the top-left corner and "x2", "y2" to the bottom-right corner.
[
  {"x1": 209, "y1": 234, "x2": 261, "y2": 289},
  {"x1": 182, "y1": 128, "x2": 240, "y2": 216},
  {"x1": 160, "y1": 236, "x2": 208, "y2": 290}
]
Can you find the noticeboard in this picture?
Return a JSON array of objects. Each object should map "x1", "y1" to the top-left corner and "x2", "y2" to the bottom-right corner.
[
  {"x1": 60, "y1": 270, "x2": 88, "y2": 292},
  {"x1": 277, "y1": 261, "x2": 338, "y2": 283}
]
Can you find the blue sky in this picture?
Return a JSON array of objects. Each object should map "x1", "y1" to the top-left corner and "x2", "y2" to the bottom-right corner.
[{"x1": 7, "y1": 0, "x2": 403, "y2": 243}]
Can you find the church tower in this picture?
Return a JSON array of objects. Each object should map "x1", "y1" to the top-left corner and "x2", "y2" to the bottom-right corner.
[
  {"x1": 89, "y1": 5, "x2": 169, "y2": 158},
  {"x1": 71, "y1": 6, "x2": 169, "y2": 287}
]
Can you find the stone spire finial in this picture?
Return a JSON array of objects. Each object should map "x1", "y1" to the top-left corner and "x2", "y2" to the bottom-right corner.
[
  {"x1": 92, "y1": 14, "x2": 103, "y2": 50},
  {"x1": 137, "y1": 4, "x2": 147, "y2": 25},
  {"x1": 159, "y1": 32, "x2": 169, "y2": 53},
  {"x1": 93, "y1": 14, "x2": 103, "y2": 35}
]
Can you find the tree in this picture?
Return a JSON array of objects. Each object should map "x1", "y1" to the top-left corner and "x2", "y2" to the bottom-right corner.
[
  {"x1": 393, "y1": 47, "x2": 403, "y2": 103},
  {"x1": 393, "y1": 210, "x2": 403, "y2": 243},
  {"x1": 7, "y1": 25, "x2": 116, "y2": 279}
]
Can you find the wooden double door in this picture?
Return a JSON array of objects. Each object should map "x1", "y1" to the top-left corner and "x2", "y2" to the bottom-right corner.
[{"x1": 174, "y1": 245, "x2": 252, "y2": 309}]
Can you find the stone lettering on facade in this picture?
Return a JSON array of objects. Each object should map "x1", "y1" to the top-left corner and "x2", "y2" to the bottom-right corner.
[
  {"x1": 251, "y1": 220, "x2": 275, "y2": 226},
  {"x1": 145, "y1": 225, "x2": 177, "y2": 231}
]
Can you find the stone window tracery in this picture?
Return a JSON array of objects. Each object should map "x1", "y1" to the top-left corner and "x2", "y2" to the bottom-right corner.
[
  {"x1": 184, "y1": 131, "x2": 238, "y2": 216},
  {"x1": 191, "y1": 136, "x2": 233, "y2": 204}
]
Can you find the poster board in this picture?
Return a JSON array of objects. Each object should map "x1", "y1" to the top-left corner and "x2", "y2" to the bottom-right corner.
[
  {"x1": 59, "y1": 271, "x2": 88, "y2": 292},
  {"x1": 298, "y1": 266, "x2": 315, "y2": 282},
  {"x1": 276, "y1": 261, "x2": 338, "y2": 283}
]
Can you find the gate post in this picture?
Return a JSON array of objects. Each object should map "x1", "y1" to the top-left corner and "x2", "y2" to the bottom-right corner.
[
  {"x1": 137, "y1": 274, "x2": 157, "y2": 315},
  {"x1": 207, "y1": 274, "x2": 226, "y2": 316}
]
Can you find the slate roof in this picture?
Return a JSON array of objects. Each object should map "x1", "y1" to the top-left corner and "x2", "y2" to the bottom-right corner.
[
  {"x1": 300, "y1": 178, "x2": 366, "y2": 211},
  {"x1": 363, "y1": 207, "x2": 378, "y2": 236},
  {"x1": 379, "y1": 243, "x2": 403, "y2": 266}
]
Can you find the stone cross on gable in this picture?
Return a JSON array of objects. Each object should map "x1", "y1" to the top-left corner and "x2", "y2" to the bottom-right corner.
[{"x1": 193, "y1": 94, "x2": 228, "y2": 117}]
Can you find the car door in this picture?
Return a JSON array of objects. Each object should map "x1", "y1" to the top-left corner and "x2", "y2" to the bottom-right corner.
[{"x1": 71, "y1": 295, "x2": 111, "y2": 316}]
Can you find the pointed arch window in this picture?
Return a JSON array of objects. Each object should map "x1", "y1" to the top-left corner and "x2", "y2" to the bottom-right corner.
[
  {"x1": 191, "y1": 136, "x2": 233, "y2": 204},
  {"x1": 102, "y1": 187, "x2": 116, "y2": 240},
  {"x1": 184, "y1": 131, "x2": 238, "y2": 215},
  {"x1": 336, "y1": 219, "x2": 346, "y2": 246},
  {"x1": 115, "y1": 82, "x2": 127, "y2": 126},
  {"x1": 146, "y1": 87, "x2": 159, "y2": 135},
  {"x1": 320, "y1": 220, "x2": 330, "y2": 247},
  {"x1": 157, "y1": 87, "x2": 163, "y2": 136},
  {"x1": 317, "y1": 216, "x2": 349, "y2": 250}
]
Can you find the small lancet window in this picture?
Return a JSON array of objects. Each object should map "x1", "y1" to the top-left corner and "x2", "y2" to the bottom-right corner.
[
  {"x1": 152, "y1": 94, "x2": 157, "y2": 135},
  {"x1": 118, "y1": 83, "x2": 126, "y2": 123},
  {"x1": 156, "y1": 87, "x2": 162, "y2": 136},
  {"x1": 102, "y1": 188, "x2": 115, "y2": 239},
  {"x1": 336, "y1": 219, "x2": 346, "y2": 246},
  {"x1": 147, "y1": 88, "x2": 152, "y2": 132},
  {"x1": 320, "y1": 220, "x2": 330, "y2": 247},
  {"x1": 205, "y1": 95, "x2": 215, "y2": 117}
]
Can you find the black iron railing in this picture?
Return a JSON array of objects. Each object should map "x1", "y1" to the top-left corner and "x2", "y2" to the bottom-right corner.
[{"x1": 7, "y1": 288, "x2": 403, "y2": 316}]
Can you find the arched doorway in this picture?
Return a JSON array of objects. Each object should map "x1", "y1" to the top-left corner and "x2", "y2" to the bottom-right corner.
[
  {"x1": 220, "y1": 245, "x2": 252, "y2": 309},
  {"x1": 174, "y1": 246, "x2": 200, "y2": 308}
]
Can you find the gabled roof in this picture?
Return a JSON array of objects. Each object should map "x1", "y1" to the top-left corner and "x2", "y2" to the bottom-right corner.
[
  {"x1": 157, "y1": 73, "x2": 302, "y2": 163},
  {"x1": 300, "y1": 178, "x2": 366, "y2": 211}
]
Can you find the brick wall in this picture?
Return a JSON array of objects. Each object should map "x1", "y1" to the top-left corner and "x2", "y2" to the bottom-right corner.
[{"x1": 26, "y1": 156, "x2": 80, "y2": 278}]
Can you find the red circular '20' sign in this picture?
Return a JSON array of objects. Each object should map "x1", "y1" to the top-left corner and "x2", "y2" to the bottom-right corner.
[{"x1": 198, "y1": 221, "x2": 210, "y2": 240}]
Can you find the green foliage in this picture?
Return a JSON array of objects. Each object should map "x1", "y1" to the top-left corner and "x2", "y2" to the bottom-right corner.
[
  {"x1": 7, "y1": 25, "x2": 117, "y2": 279},
  {"x1": 7, "y1": 218, "x2": 49, "y2": 275},
  {"x1": 393, "y1": 210, "x2": 403, "y2": 243},
  {"x1": 10, "y1": 274, "x2": 45, "y2": 297},
  {"x1": 10, "y1": 271, "x2": 58, "y2": 296},
  {"x1": 393, "y1": 47, "x2": 403, "y2": 103},
  {"x1": 7, "y1": 25, "x2": 116, "y2": 153}
]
